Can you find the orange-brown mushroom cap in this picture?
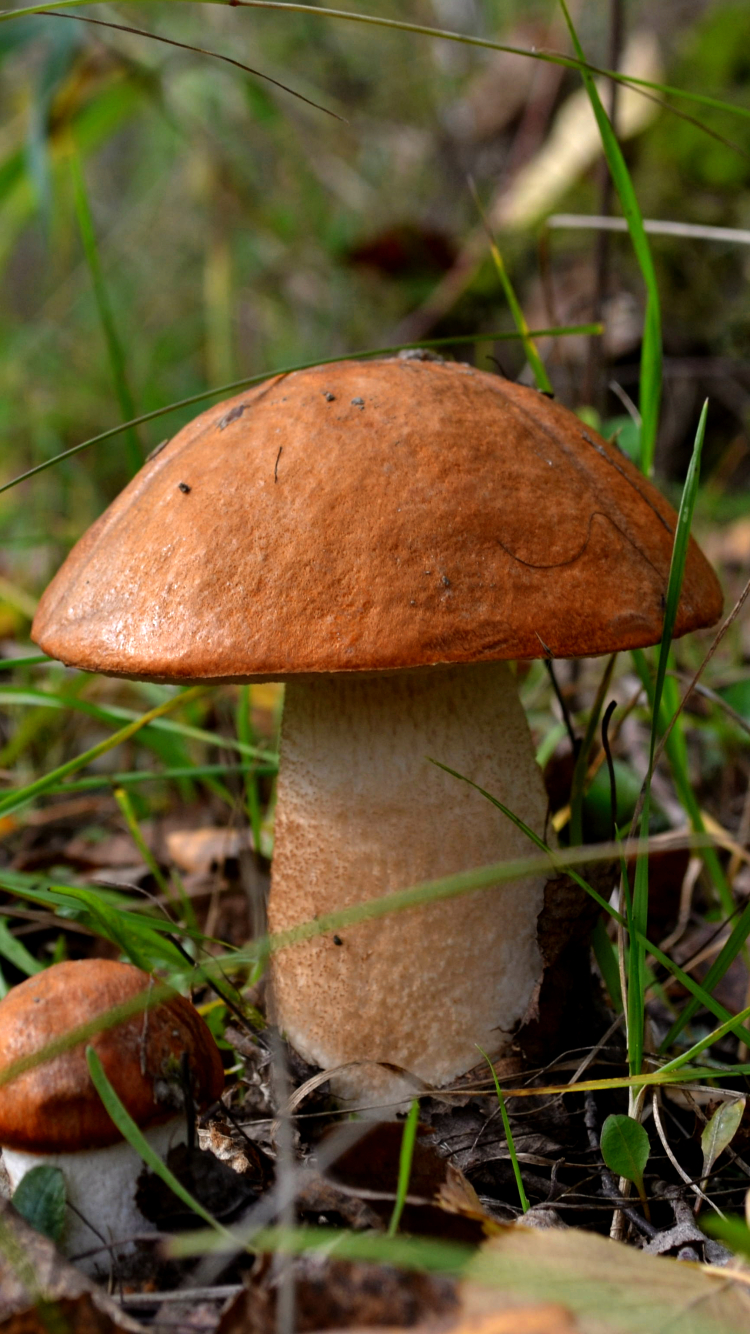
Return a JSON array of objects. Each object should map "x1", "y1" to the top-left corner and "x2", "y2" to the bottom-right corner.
[
  {"x1": 0, "y1": 960, "x2": 224, "y2": 1153},
  {"x1": 31, "y1": 358, "x2": 723, "y2": 681}
]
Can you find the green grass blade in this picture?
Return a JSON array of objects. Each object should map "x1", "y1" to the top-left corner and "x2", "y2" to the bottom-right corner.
[
  {"x1": 661, "y1": 893, "x2": 750, "y2": 1053},
  {"x1": 52, "y1": 10, "x2": 343, "y2": 121},
  {"x1": 652, "y1": 401, "x2": 708, "y2": 720},
  {"x1": 0, "y1": 686, "x2": 207, "y2": 817},
  {"x1": 387, "y1": 1099, "x2": 420, "y2": 1237},
  {"x1": 85, "y1": 1046, "x2": 233, "y2": 1238},
  {"x1": 237, "y1": 686, "x2": 264, "y2": 854},
  {"x1": 427, "y1": 760, "x2": 750, "y2": 1050},
  {"x1": 0, "y1": 872, "x2": 208, "y2": 966},
  {"x1": 569, "y1": 654, "x2": 617, "y2": 847},
  {"x1": 478, "y1": 1046, "x2": 529, "y2": 1213},
  {"x1": 0, "y1": 327, "x2": 601, "y2": 496},
  {"x1": 5, "y1": 0, "x2": 750, "y2": 145},
  {"x1": 630, "y1": 401, "x2": 707, "y2": 1074},
  {"x1": 70, "y1": 146, "x2": 142, "y2": 475},
  {"x1": 0, "y1": 686, "x2": 277, "y2": 764},
  {"x1": 659, "y1": 1004, "x2": 750, "y2": 1076},
  {"x1": 633, "y1": 662, "x2": 734, "y2": 917},
  {"x1": 559, "y1": 0, "x2": 661, "y2": 474},
  {"x1": 169, "y1": 1222, "x2": 473, "y2": 1269},
  {"x1": 0, "y1": 655, "x2": 49, "y2": 671},
  {"x1": 0, "y1": 917, "x2": 44, "y2": 976},
  {"x1": 38, "y1": 762, "x2": 274, "y2": 796},
  {"x1": 470, "y1": 183, "x2": 551, "y2": 393},
  {"x1": 113, "y1": 786, "x2": 196, "y2": 931},
  {"x1": 591, "y1": 917, "x2": 622, "y2": 1011}
]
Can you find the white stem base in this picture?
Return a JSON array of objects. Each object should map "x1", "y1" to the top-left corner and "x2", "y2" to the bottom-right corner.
[
  {"x1": 268, "y1": 661, "x2": 549, "y2": 1110},
  {"x1": 3, "y1": 1118, "x2": 186, "y2": 1275}
]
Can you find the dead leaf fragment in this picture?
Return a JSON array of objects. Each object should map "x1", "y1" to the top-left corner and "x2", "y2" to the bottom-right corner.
[
  {"x1": 0, "y1": 1199, "x2": 141, "y2": 1333},
  {"x1": 297, "y1": 1302, "x2": 579, "y2": 1334},
  {"x1": 462, "y1": 1225, "x2": 750, "y2": 1334},
  {"x1": 437, "y1": 1165, "x2": 501, "y2": 1233},
  {"x1": 704, "y1": 517, "x2": 750, "y2": 569},
  {"x1": 166, "y1": 827, "x2": 254, "y2": 874},
  {"x1": 1, "y1": 1294, "x2": 139, "y2": 1334},
  {"x1": 325, "y1": 1123, "x2": 489, "y2": 1242},
  {"x1": 446, "y1": 1310, "x2": 579, "y2": 1334},
  {"x1": 217, "y1": 1254, "x2": 457, "y2": 1334}
]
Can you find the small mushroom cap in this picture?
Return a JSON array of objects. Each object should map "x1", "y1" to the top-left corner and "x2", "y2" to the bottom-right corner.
[
  {"x1": 0, "y1": 960, "x2": 224, "y2": 1153},
  {"x1": 32, "y1": 358, "x2": 722, "y2": 680}
]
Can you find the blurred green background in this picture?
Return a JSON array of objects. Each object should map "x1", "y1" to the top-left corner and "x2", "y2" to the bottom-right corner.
[{"x1": 3, "y1": 0, "x2": 750, "y2": 606}]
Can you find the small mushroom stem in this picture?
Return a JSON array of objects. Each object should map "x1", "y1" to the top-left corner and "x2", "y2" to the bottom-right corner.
[
  {"x1": 3, "y1": 1117, "x2": 187, "y2": 1274},
  {"x1": 268, "y1": 661, "x2": 550, "y2": 1109}
]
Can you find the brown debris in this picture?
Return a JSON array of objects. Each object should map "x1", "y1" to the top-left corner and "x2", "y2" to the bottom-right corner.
[
  {"x1": 217, "y1": 1254, "x2": 458, "y2": 1334},
  {"x1": 0, "y1": 1198, "x2": 143, "y2": 1333}
]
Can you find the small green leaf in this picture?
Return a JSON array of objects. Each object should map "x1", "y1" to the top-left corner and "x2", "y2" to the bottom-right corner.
[
  {"x1": 13, "y1": 1165, "x2": 66, "y2": 1243},
  {"x1": 701, "y1": 1098, "x2": 746, "y2": 1183},
  {"x1": 601, "y1": 1114, "x2": 650, "y2": 1203}
]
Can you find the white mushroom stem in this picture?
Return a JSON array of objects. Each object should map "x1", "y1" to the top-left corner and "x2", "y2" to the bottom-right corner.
[
  {"x1": 3, "y1": 1117, "x2": 187, "y2": 1275},
  {"x1": 268, "y1": 660, "x2": 550, "y2": 1111}
]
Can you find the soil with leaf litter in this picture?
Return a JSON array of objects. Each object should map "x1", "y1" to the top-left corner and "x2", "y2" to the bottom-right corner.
[
  {"x1": 2, "y1": 552, "x2": 750, "y2": 1332},
  {"x1": 3, "y1": 760, "x2": 750, "y2": 1334}
]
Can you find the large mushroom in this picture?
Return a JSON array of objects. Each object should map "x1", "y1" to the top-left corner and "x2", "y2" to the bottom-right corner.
[
  {"x1": 31, "y1": 356, "x2": 722, "y2": 1107},
  {"x1": 0, "y1": 960, "x2": 224, "y2": 1269}
]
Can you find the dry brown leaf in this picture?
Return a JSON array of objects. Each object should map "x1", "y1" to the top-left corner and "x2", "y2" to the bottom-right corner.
[
  {"x1": 437, "y1": 1165, "x2": 501, "y2": 1234},
  {"x1": 462, "y1": 1225, "x2": 750, "y2": 1334},
  {"x1": 324, "y1": 1123, "x2": 489, "y2": 1242},
  {"x1": 166, "y1": 826, "x2": 254, "y2": 874},
  {"x1": 0, "y1": 1199, "x2": 142, "y2": 1333},
  {"x1": 704, "y1": 517, "x2": 750, "y2": 569},
  {"x1": 217, "y1": 1254, "x2": 457, "y2": 1334},
  {"x1": 444, "y1": 1309, "x2": 578, "y2": 1334},
  {"x1": 303, "y1": 1302, "x2": 578, "y2": 1334}
]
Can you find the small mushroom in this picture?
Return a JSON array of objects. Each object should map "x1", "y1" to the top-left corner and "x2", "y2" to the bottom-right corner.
[
  {"x1": 0, "y1": 960, "x2": 224, "y2": 1271},
  {"x1": 31, "y1": 357, "x2": 722, "y2": 1109}
]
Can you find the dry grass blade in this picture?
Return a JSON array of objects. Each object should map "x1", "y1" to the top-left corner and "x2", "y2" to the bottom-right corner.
[
  {"x1": 41, "y1": 9, "x2": 346, "y2": 120},
  {"x1": 0, "y1": 326, "x2": 600, "y2": 495}
]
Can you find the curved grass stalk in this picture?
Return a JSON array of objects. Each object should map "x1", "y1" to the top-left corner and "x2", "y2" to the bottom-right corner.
[{"x1": 0, "y1": 325, "x2": 600, "y2": 495}]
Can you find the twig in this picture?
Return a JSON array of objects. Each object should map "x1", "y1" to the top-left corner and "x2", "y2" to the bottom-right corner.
[
  {"x1": 567, "y1": 1012, "x2": 624, "y2": 1087},
  {"x1": 656, "y1": 856, "x2": 702, "y2": 956},
  {"x1": 120, "y1": 1287, "x2": 242, "y2": 1307},
  {"x1": 548, "y1": 214, "x2": 750, "y2": 246},
  {"x1": 544, "y1": 659, "x2": 578, "y2": 751},
  {"x1": 651, "y1": 1090, "x2": 724, "y2": 1216}
]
